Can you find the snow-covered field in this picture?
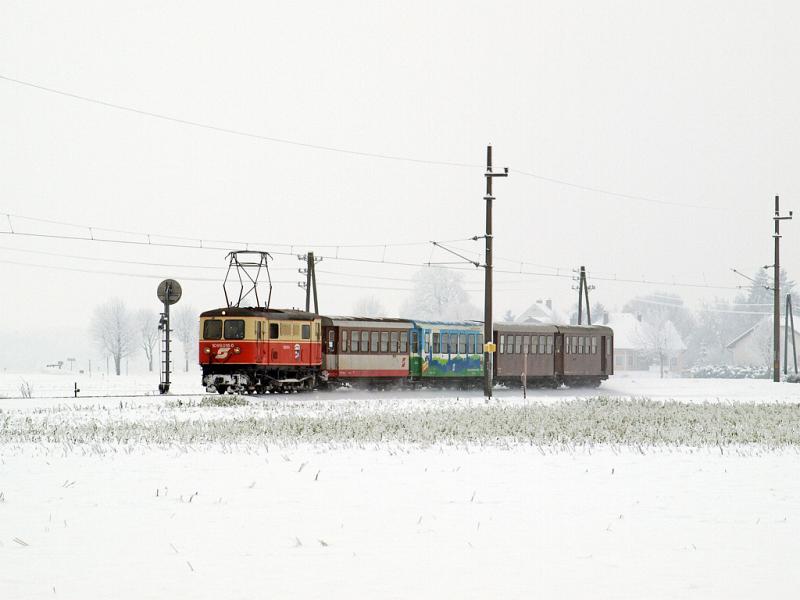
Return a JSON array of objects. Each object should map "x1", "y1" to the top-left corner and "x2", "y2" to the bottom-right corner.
[{"x1": 2, "y1": 371, "x2": 800, "y2": 598}]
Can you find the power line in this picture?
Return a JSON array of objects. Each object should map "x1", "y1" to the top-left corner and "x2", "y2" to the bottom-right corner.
[
  {"x1": 511, "y1": 168, "x2": 730, "y2": 212},
  {"x1": 2, "y1": 211, "x2": 472, "y2": 251},
  {"x1": 0, "y1": 74, "x2": 480, "y2": 169},
  {"x1": 1, "y1": 73, "x2": 743, "y2": 213},
  {"x1": 0, "y1": 226, "x2": 745, "y2": 292}
]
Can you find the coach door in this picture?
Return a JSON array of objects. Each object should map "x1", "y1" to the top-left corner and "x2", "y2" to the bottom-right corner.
[
  {"x1": 600, "y1": 335, "x2": 607, "y2": 374},
  {"x1": 554, "y1": 334, "x2": 564, "y2": 375},
  {"x1": 323, "y1": 326, "x2": 337, "y2": 372}
]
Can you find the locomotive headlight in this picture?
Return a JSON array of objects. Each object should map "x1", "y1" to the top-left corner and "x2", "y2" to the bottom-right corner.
[
  {"x1": 233, "y1": 347, "x2": 241, "y2": 354},
  {"x1": 203, "y1": 347, "x2": 211, "y2": 354}
]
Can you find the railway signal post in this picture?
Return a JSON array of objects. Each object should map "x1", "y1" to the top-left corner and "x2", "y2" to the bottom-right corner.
[
  {"x1": 157, "y1": 278, "x2": 182, "y2": 394},
  {"x1": 483, "y1": 145, "x2": 508, "y2": 398}
]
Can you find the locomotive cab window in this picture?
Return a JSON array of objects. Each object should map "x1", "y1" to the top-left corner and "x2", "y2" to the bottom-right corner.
[
  {"x1": 301, "y1": 324, "x2": 311, "y2": 340},
  {"x1": 203, "y1": 319, "x2": 222, "y2": 340},
  {"x1": 269, "y1": 323, "x2": 279, "y2": 339},
  {"x1": 223, "y1": 319, "x2": 245, "y2": 340}
]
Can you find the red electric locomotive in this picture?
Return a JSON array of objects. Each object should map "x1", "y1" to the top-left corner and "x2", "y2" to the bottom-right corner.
[{"x1": 199, "y1": 307, "x2": 323, "y2": 394}]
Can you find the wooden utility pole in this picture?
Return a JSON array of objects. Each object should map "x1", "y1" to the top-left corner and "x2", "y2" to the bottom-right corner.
[
  {"x1": 576, "y1": 266, "x2": 594, "y2": 325},
  {"x1": 773, "y1": 196, "x2": 793, "y2": 382},
  {"x1": 483, "y1": 145, "x2": 508, "y2": 398},
  {"x1": 300, "y1": 252, "x2": 321, "y2": 313}
]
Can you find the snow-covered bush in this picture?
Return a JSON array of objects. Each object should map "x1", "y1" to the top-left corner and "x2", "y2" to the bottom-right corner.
[{"x1": 688, "y1": 364, "x2": 770, "y2": 379}]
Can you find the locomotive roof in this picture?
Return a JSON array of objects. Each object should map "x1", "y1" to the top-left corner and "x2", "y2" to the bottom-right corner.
[{"x1": 200, "y1": 307, "x2": 319, "y2": 320}]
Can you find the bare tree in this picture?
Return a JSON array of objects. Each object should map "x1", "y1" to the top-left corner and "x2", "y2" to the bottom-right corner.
[
  {"x1": 90, "y1": 298, "x2": 135, "y2": 376},
  {"x1": 400, "y1": 268, "x2": 480, "y2": 321},
  {"x1": 634, "y1": 316, "x2": 685, "y2": 378},
  {"x1": 353, "y1": 295, "x2": 387, "y2": 317},
  {"x1": 172, "y1": 305, "x2": 198, "y2": 372},
  {"x1": 135, "y1": 308, "x2": 160, "y2": 372}
]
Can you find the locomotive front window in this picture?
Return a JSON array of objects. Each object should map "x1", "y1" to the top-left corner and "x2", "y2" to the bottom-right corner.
[
  {"x1": 224, "y1": 319, "x2": 245, "y2": 340},
  {"x1": 203, "y1": 319, "x2": 222, "y2": 340}
]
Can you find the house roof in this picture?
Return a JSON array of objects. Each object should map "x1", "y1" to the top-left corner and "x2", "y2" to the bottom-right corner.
[
  {"x1": 726, "y1": 316, "x2": 799, "y2": 349},
  {"x1": 515, "y1": 300, "x2": 568, "y2": 324}
]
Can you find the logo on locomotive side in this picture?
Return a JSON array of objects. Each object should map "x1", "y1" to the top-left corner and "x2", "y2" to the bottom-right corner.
[{"x1": 294, "y1": 344, "x2": 301, "y2": 360}]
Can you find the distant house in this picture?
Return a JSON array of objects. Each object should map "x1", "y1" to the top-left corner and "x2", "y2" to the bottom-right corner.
[
  {"x1": 515, "y1": 299, "x2": 569, "y2": 325},
  {"x1": 605, "y1": 312, "x2": 687, "y2": 374},
  {"x1": 726, "y1": 317, "x2": 799, "y2": 367}
]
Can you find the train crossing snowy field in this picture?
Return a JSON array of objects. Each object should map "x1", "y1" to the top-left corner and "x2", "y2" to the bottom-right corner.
[{"x1": 1, "y1": 372, "x2": 800, "y2": 598}]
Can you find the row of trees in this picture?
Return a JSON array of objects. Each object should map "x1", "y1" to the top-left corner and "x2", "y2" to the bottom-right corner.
[{"x1": 90, "y1": 299, "x2": 198, "y2": 376}]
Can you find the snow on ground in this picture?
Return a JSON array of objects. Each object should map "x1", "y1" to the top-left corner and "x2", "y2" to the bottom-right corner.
[{"x1": 2, "y1": 372, "x2": 800, "y2": 598}]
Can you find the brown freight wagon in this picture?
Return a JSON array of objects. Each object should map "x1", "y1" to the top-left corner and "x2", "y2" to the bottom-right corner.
[{"x1": 494, "y1": 323, "x2": 613, "y2": 388}]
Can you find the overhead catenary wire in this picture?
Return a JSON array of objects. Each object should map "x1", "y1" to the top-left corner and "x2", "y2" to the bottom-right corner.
[{"x1": 0, "y1": 73, "x2": 738, "y2": 213}]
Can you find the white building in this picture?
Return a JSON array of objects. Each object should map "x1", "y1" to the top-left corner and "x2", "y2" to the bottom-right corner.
[
  {"x1": 726, "y1": 317, "x2": 799, "y2": 367},
  {"x1": 605, "y1": 312, "x2": 687, "y2": 374}
]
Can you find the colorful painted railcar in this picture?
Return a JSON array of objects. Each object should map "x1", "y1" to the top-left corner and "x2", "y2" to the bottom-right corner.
[
  {"x1": 410, "y1": 321, "x2": 484, "y2": 383},
  {"x1": 199, "y1": 307, "x2": 322, "y2": 393}
]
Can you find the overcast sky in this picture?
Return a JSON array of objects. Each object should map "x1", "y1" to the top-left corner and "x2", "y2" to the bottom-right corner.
[{"x1": 2, "y1": 1, "x2": 800, "y2": 370}]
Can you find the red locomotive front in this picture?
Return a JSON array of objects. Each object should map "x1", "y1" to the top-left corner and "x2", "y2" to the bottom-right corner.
[{"x1": 199, "y1": 307, "x2": 322, "y2": 393}]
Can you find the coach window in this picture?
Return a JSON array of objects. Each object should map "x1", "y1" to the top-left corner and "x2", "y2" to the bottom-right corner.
[
  {"x1": 499, "y1": 334, "x2": 505, "y2": 354},
  {"x1": 425, "y1": 332, "x2": 431, "y2": 353},
  {"x1": 467, "y1": 335, "x2": 474, "y2": 355},
  {"x1": 433, "y1": 332, "x2": 440, "y2": 354},
  {"x1": 410, "y1": 331, "x2": 418, "y2": 353},
  {"x1": 514, "y1": 335, "x2": 522, "y2": 354},
  {"x1": 203, "y1": 319, "x2": 222, "y2": 340},
  {"x1": 478, "y1": 334, "x2": 484, "y2": 352},
  {"x1": 565, "y1": 337, "x2": 570, "y2": 354},
  {"x1": 390, "y1": 332, "x2": 398, "y2": 353},
  {"x1": 361, "y1": 331, "x2": 369, "y2": 353},
  {"x1": 350, "y1": 330, "x2": 360, "y2": 352},
  {"x1": 370, "y1": 331, "x2": 379, "y2": 352},
  {"x1": 301, "y1": 324, "x2": 311, "y2": 340},
  {"x1": 380, "y1": 332, "x2": 389, "y2": 352},
  {"x1": 328, "y1": 330, "x2": 335, "y2": 352},
  {"x1": 224, "y1": 319, "x2": 245, "y2": 340},
  {"x1": 522, "y1": 336, "x2": 529, "y2": 354},
  {"x1": 341, "y1": 330, "x2": 348, "y2": 352},
  {"x1": 573, "y1": 336, "x2": 579, "y2": 354},
  {"x1": 591, "y1": 337, "x2": 597, "y2": 354},
  {"x1": 546, "y1": 336, "x2": 553, "y2": 354},
  {"x1": 400, "y1": 332, "x2": 408, "y2": 353},
  {"x1": 458, "y1": 334, "x2": 466, "y2": 354}
]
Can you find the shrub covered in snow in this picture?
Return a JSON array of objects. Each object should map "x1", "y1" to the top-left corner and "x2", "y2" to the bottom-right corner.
[{"x1": 688, "y1": 364, "x2": 770, "y2": 379}]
